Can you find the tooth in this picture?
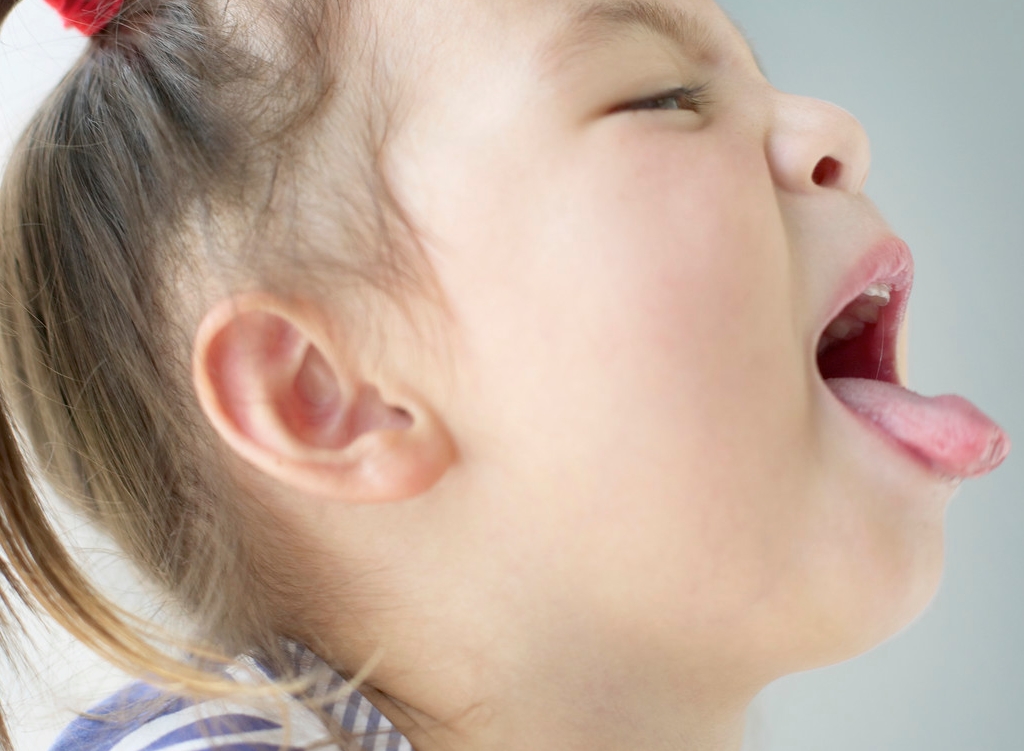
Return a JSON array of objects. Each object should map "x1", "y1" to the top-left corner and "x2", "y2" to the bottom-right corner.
[
  {"x1": 825, "y1": 315, "x2": 865, "y2": 341},
  {"x1": 862, "y1": 283, "x2": 892, "y2": 306}
]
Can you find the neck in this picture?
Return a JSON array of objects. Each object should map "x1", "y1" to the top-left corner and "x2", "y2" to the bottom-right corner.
[{"x1": 359, "y1": 645, "x2": 756, "y2": 751}]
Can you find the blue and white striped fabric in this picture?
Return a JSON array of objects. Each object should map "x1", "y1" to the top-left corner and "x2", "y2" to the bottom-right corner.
[{"x1": 49, "y1": 644, "x2": 413, "y2": 751}]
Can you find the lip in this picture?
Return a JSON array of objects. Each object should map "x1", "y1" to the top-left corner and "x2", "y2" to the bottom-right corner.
[
  {"x1": 815, "y1": 236, "x2": 915, "y2": 385},
  {"x1": 813, "y1": 235, "x2": 1010, "y2": 480}
]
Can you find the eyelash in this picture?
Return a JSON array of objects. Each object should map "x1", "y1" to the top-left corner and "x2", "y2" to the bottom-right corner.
[{"x1": 616, "y1": 83, "x2": 712, "y2": 114}]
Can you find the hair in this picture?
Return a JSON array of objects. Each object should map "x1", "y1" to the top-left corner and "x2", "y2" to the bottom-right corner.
[{"x1": 0, "y1": 0, "x2": 423, "y2": 746}]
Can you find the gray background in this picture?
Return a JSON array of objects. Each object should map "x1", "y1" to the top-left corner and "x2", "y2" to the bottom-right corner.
[{"x1": 2, "y1": 1, "x2": 1022, "y2": 749}]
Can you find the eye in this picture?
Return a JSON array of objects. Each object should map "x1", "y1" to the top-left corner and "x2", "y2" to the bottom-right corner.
[{"x1": 615, "y1": 83, "x2": 711, "y2": 114}]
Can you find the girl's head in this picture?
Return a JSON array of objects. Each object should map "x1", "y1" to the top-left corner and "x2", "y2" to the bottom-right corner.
[{"x1": 0, "y1": 0, "x2": 1010, "y2": 749}]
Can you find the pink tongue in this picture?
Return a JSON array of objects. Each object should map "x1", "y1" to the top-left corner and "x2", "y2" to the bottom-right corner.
[{"x1": 827, "y1": 378, "x2": 1010, "y2": 478}]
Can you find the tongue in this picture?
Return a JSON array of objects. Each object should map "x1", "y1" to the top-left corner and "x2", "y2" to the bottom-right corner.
[{"x1": 827, "y1": 378, "x2": 1010, "y2": 478}]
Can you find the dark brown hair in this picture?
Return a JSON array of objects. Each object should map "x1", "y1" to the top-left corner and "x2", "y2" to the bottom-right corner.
[{"x1": 0, "y1": 0, "x2": 411, "y2": 745}]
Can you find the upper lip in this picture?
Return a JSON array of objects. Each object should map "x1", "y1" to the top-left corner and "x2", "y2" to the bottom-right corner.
[{"x1": 815, "y1": 236, "x2": 915, "y2": 383}]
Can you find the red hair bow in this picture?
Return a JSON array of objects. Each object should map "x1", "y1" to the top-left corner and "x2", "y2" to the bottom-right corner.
[{"x1": 44, "y1": 0, "x2": 121, "y2": 35}]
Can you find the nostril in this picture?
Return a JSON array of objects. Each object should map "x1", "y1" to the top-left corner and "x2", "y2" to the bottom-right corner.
[{"x1": 812, "y1": 156, "x2": 842, "y2": 187}]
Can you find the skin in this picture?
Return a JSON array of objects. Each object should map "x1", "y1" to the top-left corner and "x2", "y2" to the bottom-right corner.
[{"x1": 193, "y1": 1, "x2": 961, "y2": 749}]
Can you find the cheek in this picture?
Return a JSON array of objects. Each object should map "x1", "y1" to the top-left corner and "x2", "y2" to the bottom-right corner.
[
  {"x1": 458, "y1": 130, "x2": 818, "y2": 541},
  {"x1": 432, "y1": 121, "x2": 815, "y2": 498},
  {"x1": 557, "y1": 129, "x2": 804, "y2": 426}
]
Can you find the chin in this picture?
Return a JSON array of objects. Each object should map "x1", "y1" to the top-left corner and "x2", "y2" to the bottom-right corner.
[{"x1": 805, "y1": 527, "x2": 948, "y2": 671}]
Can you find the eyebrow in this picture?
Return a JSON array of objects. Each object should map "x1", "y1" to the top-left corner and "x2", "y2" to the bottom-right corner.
[
  {"x1": 541, "y1": 1, "x2": 718, "y2": 74},
  {"x1": 541, "y1": 0, "x2": 768, "y2": 79}
]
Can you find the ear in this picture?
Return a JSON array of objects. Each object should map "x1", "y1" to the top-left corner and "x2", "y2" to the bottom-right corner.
[{"x1": 192, "y1": 293, "x2": 454, "y2": 504}]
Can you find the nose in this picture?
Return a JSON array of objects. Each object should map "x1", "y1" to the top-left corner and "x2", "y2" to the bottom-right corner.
[{"x1": 766, "y1": 92, "x2": 872, "y2": 195}]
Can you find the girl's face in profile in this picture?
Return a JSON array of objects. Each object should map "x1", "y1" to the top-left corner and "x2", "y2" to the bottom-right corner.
[{"x1": 334, "y1": 0, "x2": 1000, "y2": 711}]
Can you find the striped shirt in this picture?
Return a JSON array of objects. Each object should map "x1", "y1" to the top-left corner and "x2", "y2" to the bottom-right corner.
[{"x1": 49, "y1": 644, "x2": 413, "y2": 751}]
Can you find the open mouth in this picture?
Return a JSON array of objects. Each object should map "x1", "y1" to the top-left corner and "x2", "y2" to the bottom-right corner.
[
  {"x1": 813, "y1": 270, "x2": 1009, "y2": 479},
  {"x1": 816, "y1": 282, "x2": 907, "y2": 385}
]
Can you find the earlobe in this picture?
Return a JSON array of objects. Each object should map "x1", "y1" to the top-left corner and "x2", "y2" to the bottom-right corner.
[{"x1": 192, "y1": 294, "x2": 454, "y2": 504}]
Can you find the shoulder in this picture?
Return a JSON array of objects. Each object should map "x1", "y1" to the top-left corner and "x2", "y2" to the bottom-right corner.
[
  {"x1": 47, "y1": 644, "x2": 413, "y2": 751},
  {"x1": 48, "y1": 680, "x2": 310, "y2": 751}
]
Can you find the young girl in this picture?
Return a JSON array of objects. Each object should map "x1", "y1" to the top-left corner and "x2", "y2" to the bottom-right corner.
[{"x1": 0, "y1": 0, "x2": 1012, "y2": 748}]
